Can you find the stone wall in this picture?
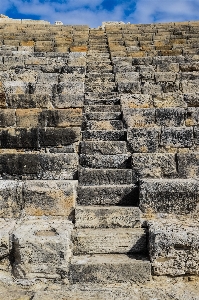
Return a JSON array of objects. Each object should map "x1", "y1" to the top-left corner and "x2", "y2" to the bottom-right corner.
[{"x1": 0, "y1": 17, "x2": 198, "y2": 299}]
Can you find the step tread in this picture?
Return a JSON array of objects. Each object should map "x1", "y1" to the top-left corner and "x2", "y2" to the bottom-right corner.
[
  {"x1": 80, "y1": 141, "x2": 127, "y2": 155},
  {"x1": 70, "y1": 254, "x2": 151, "y2": 284}
]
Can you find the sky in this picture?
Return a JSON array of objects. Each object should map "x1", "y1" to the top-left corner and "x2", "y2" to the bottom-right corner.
[{"x1": 1, "y1": 0, "x2": 199, "y2": 28}]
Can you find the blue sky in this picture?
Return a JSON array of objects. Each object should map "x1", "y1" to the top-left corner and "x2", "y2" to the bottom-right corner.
[{"x1": 1, "y1": 0, "x2": 199, "y2": 27}]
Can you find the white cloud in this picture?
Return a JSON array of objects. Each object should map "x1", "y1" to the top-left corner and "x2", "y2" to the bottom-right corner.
[{"x1": 0, "y1": 0, "x2": 199, "y2": 27}]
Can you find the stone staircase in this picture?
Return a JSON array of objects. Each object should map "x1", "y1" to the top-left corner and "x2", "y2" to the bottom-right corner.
[
  {"x1": 0, "y1": 18, "x2": 198, "y2": 293},
  {"x1": 69, "y1": 29, "x2": 151, "y2": 283}
]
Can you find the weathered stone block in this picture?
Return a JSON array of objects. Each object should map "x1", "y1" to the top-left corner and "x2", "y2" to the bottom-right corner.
[
  {"x1": 153, "y1": 93, "x2": 186, "y2": 108},
  {"x1": 75, "y1": 206, "x2": 141, "y2": 228},
  {"x1": 82, "y1": 130, "x2": 126, "y2": 141},
  {"x1": 0, "y1": 109, "x2": 16, "y2": 127},
  {"x1": 140, "y1": 179, "x2": 199, "y2": 214},
  {"x1": 12, "y1": 218, "x2": 73, "y2": 279},
  {"x1": 0, "y1": 128, "x2": 39, "y2": 149},
  {"x1": 79, "y1": 168, "x2": 133, "y2": 185},
  {"x1": 77, "y1": 185, "x2": 138, "y2": 206},
  {"x1": 155, "y1": 72, "x2": 177, "y2": 82},
  {"x1": 72, "y1": 228, "x2": 146, "y2": 254},
  {"x1": 121, "y1": 94, "x2": 153, "y2": 108},
  {"x1": 128, "y1": 127, "x2": 160, "y2": 153},
  {"x1": 148, "y1": 218, "x2": 199, "y2": 275},
  {"x1": 160, "y1": 127, "x2": 193, "y2": 148},
  {"x1": 186, "y1": 107, "x2": 199, "y2": 126},
  {"x1": 70, "y1": 254, "x2": 151, "y2": 284},
  {"x1": 39, "y1": 127, "x2": 81, "y2": 146},
  {"x1": 123, "y1": 108, "x2": 155, "y2": 127},
  {"x1": 23, "y1": 180, "x2": 77, "y2": 217},
  {"x1": 79, "y1": 154, "x2": 131, "y2": 168},
  {"x1": 184, "y1": 93, "x2": 199, "y2": 107},
  {"x1": 177, "y1": 152, "x2": 199, "y2": 178},
  {"x1": 117, "y1": 81, "x2": 141, "y2": 93},
  {"x1": 80, "y1": 141, "x2": 127, "y2": 155},
  {"x1": 132, "y1": 153, "x2": 177, "y2": 179},
  {"x1": 0, "y1": 181, "x2": 23, "y2": 218},
  {"x1": 156, "y1": 108, "x2": 185, "y2": 126}
]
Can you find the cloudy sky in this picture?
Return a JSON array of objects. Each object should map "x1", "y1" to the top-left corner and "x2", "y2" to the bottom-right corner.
[{"x1": 1, "y1": 0, "x2": 199, "y2": 28}]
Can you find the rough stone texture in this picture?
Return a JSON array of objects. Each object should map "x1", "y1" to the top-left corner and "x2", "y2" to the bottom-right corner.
[
  {"x1": 77, "y1": 185, "x2": 138, "y2": 206},
  {"x1": 140, "y1": 179, "x2": 199, "y2": 214},
  {"x1": 72, "y1": 228, "x2": 146, "y2": 254},
  {"x1": 70, "y1": 254, "x2": 151, "y2": 284},
  {"x1": 128, "y1": 127, "x2": 160, "y2": 153},
  {"x1": 79, "y1": 168, "x2": 133, "y2": 185},
  {"x1": 80, "y1": 141, "x2": 127, "y2": 154},
  {"x1": 148, "y1": 217, "x2": 199, "y2": 276},
  {"x1": 12, "y1": 217, "x2": 73, "y2": 280},
  {"x1": 75, "y1": 206, "x2": 141, "y2": 228},
  {"x1": 79, "y1": 154, "x2": 131, "y2": 169},
  {"x1": 132, "y1": 153, "x2": 177, "y2": 179},
  {"x1": 23, "y1": 180, "x2": 78, "y2": 218}
]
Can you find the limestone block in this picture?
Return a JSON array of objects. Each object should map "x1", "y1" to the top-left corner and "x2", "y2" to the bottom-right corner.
[
  {"x1": 139, "y1": 179, "x2": 199, "y2": 214},
  {"x1": 148, "y1": 218, "x2": 199, "y2": 275},
  {"x1": 155, "y1": 72, "x2": 177, "y2": 82},
  {"x1": 79, "y1": 154, "x2": 131, "y2": 169},
  {"x1": 181, "y1": 80, "x2": 199, "y2": 93},
  {"x1": 153, "y1": 93, "x2": 186, "y2": 108},
  {"x1": 184, "y1": 93, "x2": 199, "y2": 107},
  {"x1": 82, "y1": 130, "x2": 126, "y2": 141},
  {"x1": 39, "y1": 127, "x2": 81, "y2": 147},
  {"x1": 16, "y1": 108, "x2": 42, "y2": 127},
  {"x1": 127, "y1": 127, "x2": 160, "y2": 153},
  {"x1": 75, "y1": 206, "x2": 141, "y2": 228},
  {"x1": 23, "y1": 180, "x2": 77, "y2": 217},
  {"x1": 0, "y1": 109, "x2": 16, "y2": 127},
  {"x1": 160, "y1": 127, "x2": 193, "y2": 148},
  {"x1": 141, "y1": 82, "x2": 162, "y2": 94},
  {"x1": 77, "y1": 185, "x2": 138, "y2": 206},
  {"x1": 156, "y1": 108, "x2": 185, "y2": 126},
  {"x1": 79, "y1": 168, "x2": 133, "y2": 185},
  {"x1": 178, "y1": 153, "x2": 199, "y2": 178},
  {"x1": 12, "y1": 218, "x2": 73, "y2": 279},
  {"x1": 72, "y1": 228, "x2": 146, "y2": 254},
  {"x1": 4, "y1": 81, "x2": 27, "y2": 94},
  {"x1": 132, "y1": 153, "x2": 177, "y2": 179},
  {"x1": 0, "y1": 127, "x2": 39, "y2": 149},
  {"x1": 53, "y1": 94, "x2": 84, "y2": 108},
  {"x1": 186, "y1": 107, "x2": 199, "y2": 126},
  {"x1": 179, "y1": 62, "x2": 199, "y2": 72},
  {"x1": 0, "y1": 82, "x2": 7, "y2": 108},
  {"x1": 0, "y1": 181, "x2": 23, "y2": 218},
  {"x1": 70, "y1": 254, "x2": 151, "y2": 284},
  {"x1": 115, "y1": 72, "x2": 139, "y2": 81},
  {"x1": 6, "y1": 94, "x2": 53, "y2": 109},
  {"x1": 33, "y1": 108, "x2": 82, "y2": 127},
  {"x1": 123, "y1": 108, "x2": 155, "y2": 127},
  {"x1": 117, "y1": 81, "x2": 141, "y2": 93},
  {"x1": 80, "y1": 141, "x2": 127, "y2": 155},
  {"x1": 121, "y1": 94, "x2": 153, "y2": 108}
]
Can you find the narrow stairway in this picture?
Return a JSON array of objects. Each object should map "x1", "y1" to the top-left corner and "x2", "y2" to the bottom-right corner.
[{"x1": 69, "y1": 28, "x2": 151, "y2": 284}]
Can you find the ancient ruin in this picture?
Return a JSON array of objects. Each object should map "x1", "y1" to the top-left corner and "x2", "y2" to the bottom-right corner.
[{"x1": 0, "y1": 15, "x2": 198, "y2": 299}]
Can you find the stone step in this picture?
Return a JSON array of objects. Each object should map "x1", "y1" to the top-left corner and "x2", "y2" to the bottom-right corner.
[
  {"x1": 80, "y1": 141, "x2": 127, "y2": 154},
  {"x1": 79, "y1": 168, "x2": 133, "y2": 185},
  {"x1": 72, "y1": 228, "x2": 147, "y2": 254},
  {"x1": 84, "y1": 112, "x2": 121, "y2": 120},
  {"x1": 82, "y1": 130, "x2": 126, "y2": 141},
  {"x1": 69, "y1": 254, "x2": 151, "y2": 284},
  {"x1": 83, "y1": 120, "x2": 123, "y2": 130},
  {"x1": 75, "y1": 206, "x2": 141, "y2": 228},
  {"x1": 79, "y1": 154, "x2": 131, "y2": 168},
  {"x1": 77, "y1": 184, "x2": 138, "y2": 206},
  {"x1": 83, "y1": 105, "x2": 121, "y2": 113},
  {"x1": 139, "y1": 178, "x2": 199, "y2": 215}
]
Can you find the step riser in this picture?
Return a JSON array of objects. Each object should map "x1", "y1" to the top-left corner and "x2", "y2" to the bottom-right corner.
[
  {"x1": 84, "y1": 105, "x2": 121, "y2": 112},
  {"x1": 82, "y1": 130, "x2": 126, "y2": 141},
  {"x1": 75, "y1": 206, "x2": 141, "y2": 228},
  {"x1": 82, "y1": 120, "x2": 123, "y2": 131},
  {"x1": 79, "y1": 168, "x2": 134, "y2": 185},
  {"x1": 79, "y1": 154, "x2": 131, "y2": 169},
  {"x1": 85, "y1": 112, "x2": 121, "y2": 120},
  {"x1": 80, "y1": 141, "x2": 127, "y2": 155},
  {"x1": 72, "y1": 229, "x2": 146, "y2": 254},
  {"x1": 77, "y1": 185, "x2": 138, "y2": 206}
]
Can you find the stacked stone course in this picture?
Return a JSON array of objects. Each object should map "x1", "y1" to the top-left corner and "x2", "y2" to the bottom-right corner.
[{"x1": 0, "y1": 16, "x2": 198, "y2": 298}]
